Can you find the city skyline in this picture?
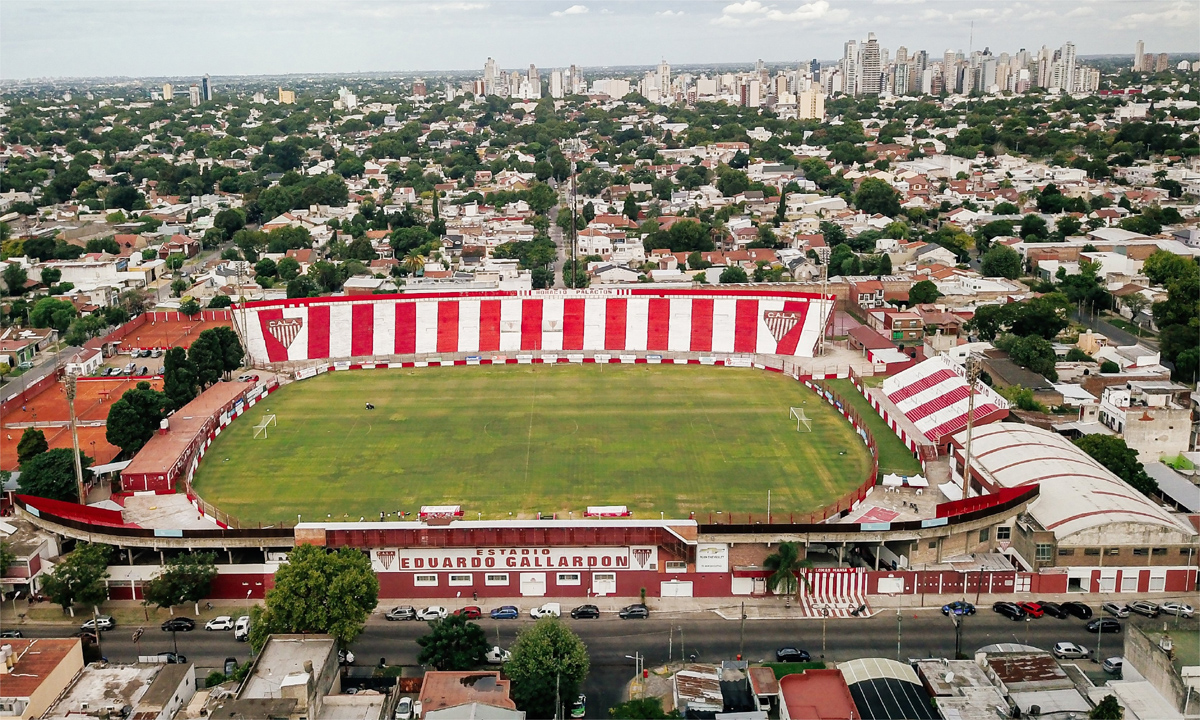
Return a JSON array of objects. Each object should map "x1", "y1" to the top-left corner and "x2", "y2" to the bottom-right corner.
[{"x1": 1, "y1": 0, "x2": 1196, "y2": 80}]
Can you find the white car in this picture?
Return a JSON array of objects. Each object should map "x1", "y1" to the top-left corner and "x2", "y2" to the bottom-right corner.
[
  {"x1": 205, "y1": 616, "x2": 235, "y2": 631},
  {"x1": 394, "y1": 697, "x2": 414, "y2": 720},
  {"x1": 1052, "y1": 642, "x2": 1089, "y2": 659},
  {"x1": 234, "y1": 615, "x2": 250, "y2": 642},
  {"x1": 1102, "y1": 657, "x2": 1123, "y2": 674},
  {"x1": 417, "y1": 606, "x2": 447, "y2": 621},
  {"x1": 485, "y1": 646, "x2": 512, "y2": 665},
  {"x1": 530, "y1": 602, "x2": 561, "y2": 619},
  {"x1": 1161, "y1": 601, "x2": 1195, "y2": 618}
]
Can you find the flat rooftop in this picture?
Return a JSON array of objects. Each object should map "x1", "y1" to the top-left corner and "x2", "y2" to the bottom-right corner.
[
  {"x1": 0, "y1": 638, "x2": 82, "y2": 700},
  {"x1": 122, "y1": 381, "x2": 253, "y2": 477},
  {"x1": 239, "y1": 635, "x2": 336, "y2": 700},
  {"x1": 48, "y1": 663, "x2": 159, "y2": 715}
]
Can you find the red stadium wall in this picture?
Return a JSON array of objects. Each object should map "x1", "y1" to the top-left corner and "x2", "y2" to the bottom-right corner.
[{"x1": 237, "y1": 289, "x2": 834, "y2": 365}]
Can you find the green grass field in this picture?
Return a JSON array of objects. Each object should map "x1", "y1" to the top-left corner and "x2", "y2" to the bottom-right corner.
[
  {"x1": 191, "y1": 365, "x2": 874, "y2": 524},
  {"x1": 824, "y1": 379, "x2": 923, "y2": 477}
]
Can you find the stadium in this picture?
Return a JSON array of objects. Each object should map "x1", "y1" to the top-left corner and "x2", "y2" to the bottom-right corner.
[{"x1": 9, "y1": 288, "x2": 1196, "y2": 608}]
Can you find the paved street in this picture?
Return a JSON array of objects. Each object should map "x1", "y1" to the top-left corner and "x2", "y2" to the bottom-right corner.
[{"x1": 12, "y1": 607, "x2": 1189, "y2": 718}]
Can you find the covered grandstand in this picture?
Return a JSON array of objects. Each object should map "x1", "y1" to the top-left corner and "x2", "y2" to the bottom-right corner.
[{"x1": 880, "y1": 356, "x2": 1009, "y2": 449}]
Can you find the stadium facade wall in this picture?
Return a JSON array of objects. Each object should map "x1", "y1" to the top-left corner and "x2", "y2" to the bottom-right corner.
[{"x1": 235, "y1": 289, "x2": 834, "y2": 365}]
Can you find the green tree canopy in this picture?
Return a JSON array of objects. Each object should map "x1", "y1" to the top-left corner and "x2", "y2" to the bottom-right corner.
[
  {"x1": 506, "y1": 619, "x2": 590, "y2": 720},
  {"x1": 719, "y1": 266, "x2": 749, "y2": 283},
  {"x1": 909, "y1": 279, "x2": 941, "y2": 305},
  {"x1": 1088, "y1": 694, "x2": 1123, "y2": 720},
  {"x1": 416, "y1": 613, "x2": 491, "y2": 670},
  {"x1": 853, "y1": 177, "x2": 901, "y2": 216},
  {"x1": 980, "y1": 245, "x2": 1023, "y2": 279},
  {"x1": 142, "y1": 552, "x2": 219, "y2": 613},
  {"x1": 163, "y1": 347, "x2": 199, "y2": 410},
  {"x1": 608, "y1": 697, "x2": 677, "y2": 719},
  {"x1": 29, "y1": 297, "x2": 78, "y2": 332},
  {"x1": 18, "y1": 448, "x2": 91, "y2": 502},
  {"x1": 1001, "y1": 334, "x2": 1059, "y2": 381},
  {"x1": 16, "y1": 427, "x2": 49, "y2": 463},
  {"x1": 248, "y1": 545, "x2": 378, "y2": 650},
  {"x1": 105, "y1": 381, "x2": 170, "y2": 456},
  {"x1": 43, "y1": 542, "x2": 110, "y2": 614},
  {"x1": 1075, "y1": 435, "x2": 1157, "y2": 497}
]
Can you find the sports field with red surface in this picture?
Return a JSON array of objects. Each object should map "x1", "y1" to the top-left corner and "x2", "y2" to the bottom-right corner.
[
  {"x1": 0, "y1": 377, "x2": 163, "y2": 470},
  {"x1": 120, "y1": 317, "x2": 230, "y2": 351}
]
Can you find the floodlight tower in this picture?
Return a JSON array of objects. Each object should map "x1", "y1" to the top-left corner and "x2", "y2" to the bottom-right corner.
[
  {"x1": 64, "y1": 373, "x2": 86, "y2": 503},
  {"x1": 960, "y1": 353, "x2": 982, "y2": 499}
]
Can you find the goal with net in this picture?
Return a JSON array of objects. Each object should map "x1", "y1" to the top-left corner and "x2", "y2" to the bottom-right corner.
[
  {"x1": 789, "y1": 407, "x2": 812, "y2": 432},
  {"x1": 253, "y1": 414, "x2": 277, "y2": 439}
]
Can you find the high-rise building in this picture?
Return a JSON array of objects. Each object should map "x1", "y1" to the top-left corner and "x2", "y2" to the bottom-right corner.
[
  {"x1": 798, "y1": 86, "x2": 825, "y2": 120},
  {"x1": 483, "y1": 57, "x2": 498, "y2": 96},
  {"x1": 568, "y1": 64, "x2": 579, "y2": 94},
  {"x1": 841, "y1": 40, "x2": 859, "y2": 96},
  {"x1": 278, "y1": 87, "x2": 295, "y2": 104},
  {"x1": 860, "y1": 33, "x2": 881, "y2": 96},
  {"x1": 412, "y1": 79, "x2": 427, "y2": 97},
  {"x1": 1133, "y1": 40, "x2": 1145, "y2": 72},
  {"x1": 188, "y1": 84, "x2": 201, "y2": 106},
  {"x1": 1061, "y1": 42, "x2": 1077, "y2": 92},
  {"x1": 657, "y1": 60, "x2": 671, "y2": 97},
  {"x1": 162, "y1": 83, "x2": 173, "y2": 101},
  {"x1": 527, "y1": 64, "x2": 539, "y2": 88},
  {"x1": 200, "y1": 74, "x2": 212, "y2": 102},
  {"x1": 1155, "y1": 53, "x2": 1169, "y2": 72},
  {"x1": 550, "y1": 70, "x2": 564, "y2": 98},
  {"x1": 810, "y1": 58, "x2": 820, "y2": 76}
]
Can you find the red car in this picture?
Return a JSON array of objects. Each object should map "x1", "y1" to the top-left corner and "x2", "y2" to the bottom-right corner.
[
  {"x1": 455, "y1": 606, "x2": 482, "y2": 620},
  {"x1": 1017, "y1": 601, "x2": 1044, "y2": 618}
]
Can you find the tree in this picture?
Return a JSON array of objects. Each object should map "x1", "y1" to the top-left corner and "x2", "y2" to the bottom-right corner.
[
  {"x1": 276, "y1": 257, "x2": 302, "y2": 281},
  {"x1": 622, "y1": 195, "x2": 639, "y2": 221},
  {"x1": 1074, "y1": 435, "x2": 1157, "y2": 497},
  {"x1": 42, "y1": 542, "x2": 110, "y2": 616},
  {"x1": 2, "y1": 263, "x2": 28, "y2": 296},
  {"x1": 179, "y1": 298, "x2": 201, "y2": 316},
  {"x1": 106, "y1": 381, "x2": 170, "y2": 455},
  {"x1": 286, "y1": 275, "x2": 320, "y2": 298},
  {"x1": 213, "y1": 208, "x2": 245, "y2": 237},
  {"x1": 764, "y1": 541, "x2": 812, "y2": 599},
  {"x1": 17, "y1": 427, "x2": 49, "y2": 463},
  {"x1": 716, "y1": 167, "x2": 749, "y2": 197},
  {"x1": 1006, "y1": 334, "x2": 1058, "y2": 381},
  {"x1": 1055, "y1": 215, "x2": 1083, "y2": 239},
  {"x1": 207, "y1": 295, "x2": 232, "y2": 309},
  {"x1": 909, "y1": 279, "x2": 941, "y2": 305},
  {"x1": 980, "y1": 245, "x2": 1022, "y2": 280},
  {"x1": 1119, "y1": 293, "x2": 1149, "y2": 322},
  {"x1": 608, "y1": 697, "x2": 676, "y2": 719},
  {"x1": 506, "y1": 619, "x2": 590, "y2": 719},
  {"x1": 142, "y1": 552, "x2": 219, "y2": 615},
  {"x1": 1088, "y1": 695, "x2": 1123, "y2": 720},
  {"x1": 1142, "y1": 250, "x2": 1196, "y2": 286},
  {"x1": 17, "y1": 448, "x2": 91, "y2": 502},
  {"x1": 416, "y1": 613, "x2": 491, "y2": 670},
  {"x1": 248, "y1": 545, "x2": 378, "y2": 651},
  {"x1": 1019, "y1": 214, "x2": 1048, "y2": 240},
  {"x1": 163, "y1": 347, "x2": 198, "y2": 410},
  {"x1": 853, "y1": 178, "x2": 901, "y2": 217},
  {"x1": 1100, "y1": 359, "x2": 1120, "y2": 374},
  {"x1": 40, "y1": 267, "x2": 62, "y2": 287},
  {"x1": 29, "y1": 297, "x2": 77, "y2": 332},
  {"x1": 188, "y1": 327, "x2": 242, "y2": 388},
  {"x1": 170, "y1": 278, "x2": 189, "y2": 297},
  {"x1": 719, "y1": 266, "x2": 748, "y2": 283}
]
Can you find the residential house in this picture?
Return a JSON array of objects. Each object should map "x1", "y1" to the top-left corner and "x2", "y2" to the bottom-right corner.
[{"x1": 848, "y1": 279, "x2": 886, "y2": 309}]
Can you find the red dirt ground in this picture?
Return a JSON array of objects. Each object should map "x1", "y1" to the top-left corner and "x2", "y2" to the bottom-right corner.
[{"x1": 120, "y1": 317, "x2": 231, "y2": 351}]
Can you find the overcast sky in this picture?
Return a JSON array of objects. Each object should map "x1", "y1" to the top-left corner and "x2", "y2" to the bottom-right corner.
[{"x1": 2, "y1": 0, "x2": 1195, "y2": 80}]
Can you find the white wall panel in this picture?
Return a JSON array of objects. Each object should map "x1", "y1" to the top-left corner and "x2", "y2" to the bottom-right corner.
[
  {"x1": 711, "y1": 299, "x2": 737, "y2": 353},
  {"x1": 373, "y1": 302, "x2": 395, "y2": 357},
  {"x1": 582, "y1": 298, "x2": 606, "y2": 350},
  {"x1": 499, "y1": 298, "x2": 522, "y2": 351},
  {"x1": 625, "y1": 298, "x2": 649, "y2": 351},
  {"x1": 457, "y1": 299, "x2": 481, "y2": 353},
  {"x1": 667, "y1": 298, "x2": 692, "y2": 352},
  {"x1": 541, "y1": 297, "x2": 564, "y2": 351},
  {"x1": 414, "y1": 301, "x2": 439, "y2": 354},
  {"x1": 328, "y1": 304, "x2": 353, "y2": 358}
]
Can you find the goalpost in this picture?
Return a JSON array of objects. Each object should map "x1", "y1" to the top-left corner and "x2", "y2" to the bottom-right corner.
[
  {"x1": 253, "y1": 414, "x2": 277, "y2": 439},
  {"x1": 789, "y1": 407, "x2": 812, "y2": 433}
]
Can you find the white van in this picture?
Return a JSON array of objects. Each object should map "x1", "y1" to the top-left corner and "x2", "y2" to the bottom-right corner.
[
  {"x1": 529, "y1": 602, "x2": 561, "y2": 618},
  {"x1": 234, "y1": 615, "x2": 250, "y2": 642}
]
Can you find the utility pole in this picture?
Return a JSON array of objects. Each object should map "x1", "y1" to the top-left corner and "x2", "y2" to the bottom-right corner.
[
  {"x1": 896, "y1": 607, "x2": 902, "y2": 661},
  {"x1": 817, "y1": 260, "x2": 829, "y2": 356},
  {"x1": 739, "y1": 602, "x2": 746, "y2": 660},
  {"x1": 569, "y1": 161, "x2": 578, "y2": 288},
  {"x1": 64, "y1": 373, "x2": 86, "y2": 503},
  {"x1": 960, "y1": 354, "x2": 981, "y2": 499}
]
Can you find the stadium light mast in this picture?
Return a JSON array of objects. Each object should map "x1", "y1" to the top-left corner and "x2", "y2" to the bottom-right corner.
[
  {"x1": 817, "y1": 260, "x2": 829, "y2": 356},
  {"x1": 570, "y1": 161, "x2": 578, "y2": 288},
  {"x1": 64, "y1": 373, "x2": 86, "y2": 504},
  {"x1": 960, "y1": 353, "x2": 981, "y2": 500}
]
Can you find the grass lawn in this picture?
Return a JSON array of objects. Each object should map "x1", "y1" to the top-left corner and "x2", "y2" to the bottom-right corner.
[
  {"x1": 823, "y1": 379, "x2": 922, "y2": 477},
  {"x1": 191, "y1": 365, "x2": 873, "y2": 524}
]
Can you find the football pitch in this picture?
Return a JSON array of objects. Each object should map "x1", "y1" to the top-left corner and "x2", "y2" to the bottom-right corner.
[{"x1": 191, "y1": 364, "x2": 874, "y2": 524}]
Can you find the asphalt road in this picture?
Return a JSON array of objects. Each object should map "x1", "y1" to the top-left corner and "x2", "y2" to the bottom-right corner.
[{"x1": 15, "y1": 608, "x2": 1186, "y2": 718}]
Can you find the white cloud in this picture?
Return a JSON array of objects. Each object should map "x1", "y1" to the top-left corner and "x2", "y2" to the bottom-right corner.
[
  {"x1": 656, "y1": 9, "x2": 685, "y2": 17},
  {"x1": 1121, "y1": 0, "x2": 1196, "y2": 27},
  {"x1": 722, "y1": 0, "x2": 768, "y2": 14},
  {"x1": 766, "y1": 0, "x2": 833, "y2": 22},
  {"x1": 431, "y1": 2, "x2": 489, "y2": 11},
  {"x1": 551, "y1": 4, "x2": 589, "y2": 16}
]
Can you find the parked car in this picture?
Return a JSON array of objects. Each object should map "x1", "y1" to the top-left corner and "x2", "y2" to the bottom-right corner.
[
  {"x1": 1102, "y1": 602, "x2": 1130, "y2": 619},
  {"x1": 81, "y1": 615, "x2": 115, "y2": 631},
  {"x1": 485, "y1": 646, "x2": 512, "y2": 665},
  {"x1": 571, "y1": 694, "x2": 586, "y2": 719},
  {"x1": 152, "y1": 349, "x2": 163, "y2": 358},
  {"x1": 205, "y1": 616, "x2": 235, "y2": 631},
  {"x1": 338, "y1": 649, "x2": 355, "y2": 665},
  {"x1": 417, "y1": 606, "x2": 447, "y2": 621},
  {"x1": 1038, "y1": 601, "x2": 1068, "y2": 619},
  {"x1": 992, "y1": 602, "x2": 1025, "y2": 621},
  {"x1": 455, "y1": 606, "x2": 482, "y2": 620},
  {"x1": 224, "y1": 657, "x2": 238, "y2": 675},
  {"x1": 1161, "y1": 601, "x2": 1195, "y2": 618},
  {"x1": 570, "y1": 604, "x2": 600, "y2": 619},
  {"x1": 1087, "y1": 618, "x2": 1122, "y2": 634},
  {"x1": 1052, "y1": 642, "x2": 1089, "y2": 659},
  {"x1": 1061, "y1": 602, "x2": 1093, "y2": 620},
  {"x1": 1102, "y1": 657, "x2": 1123, "y2": 674},
  {"x1": 1016, "y1": 601, "x2": 1044, "y2": 618},
  {"x1": 0, "y1": 630, "x2": 24, "y2": 638},
  {"x1": 530, "y1": 602, "x2": 561, "y2": 619},
  {"x1": 775, "y1": 647, "x2": 811, "y2": 662},
  {"x1": 394, "y1": 697, "x2": 414, "y2": 720},
  {"x1": 1129, "y1": 600, "x2": 1159, "y2": 618},
  {"x1": 941, "y1": 601, "x2": 976, "y2": 616},
  {"x1": 234, "y1": 615, "x2": 250, "y2": 642},
  {"x1": 619, "y1": 604, "x2": 649, "y2": 619},
  {"x1": 237, "y1": 374, "x2": 259, "y2": 383},
  {"x1": 139, "y1": 365, "x2": 149, "y2": 375},
  {"x1": 490, "y1": 606, "x2": 520, "y2": 620},
  {"x1": 162, "y1": 617, "x2": 196, "y2": 632},
  {"x1": 385, "y1": 606, "x2": 417, "y2": 621},
  {"x1": 155, "y1": 652, "x2": 187, "y2": 664}
]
